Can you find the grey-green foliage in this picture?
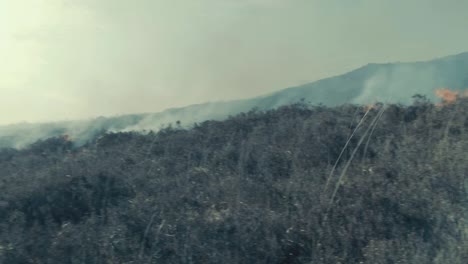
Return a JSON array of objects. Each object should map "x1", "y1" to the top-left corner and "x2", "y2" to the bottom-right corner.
[{"x1": 0, "y1": 97, "x2": 467, "y2": 263}]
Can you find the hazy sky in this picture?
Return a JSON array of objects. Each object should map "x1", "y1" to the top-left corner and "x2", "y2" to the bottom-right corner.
[{"x1": 1, "y1": 0, "x2": 468, "y2": 124}]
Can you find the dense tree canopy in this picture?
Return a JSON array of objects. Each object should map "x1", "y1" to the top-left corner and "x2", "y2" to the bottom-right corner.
[{"x1": 0, "y1": 97, "x2": 467, "y2": 263}]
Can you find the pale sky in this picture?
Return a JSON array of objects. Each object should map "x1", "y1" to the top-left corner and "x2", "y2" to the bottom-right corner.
[{"x1": 1, "y1": 0, "x2": 468, "y2": 125}]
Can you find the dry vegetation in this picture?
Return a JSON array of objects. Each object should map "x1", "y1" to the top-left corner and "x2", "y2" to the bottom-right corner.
[{"x1": 0, "y1": 95, "x2": 467, "y2": 263}]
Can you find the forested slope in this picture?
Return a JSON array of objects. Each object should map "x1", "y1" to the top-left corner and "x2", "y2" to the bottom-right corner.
[{"x1": 0, "y1": 96, "x2": 467, "y2": 263}]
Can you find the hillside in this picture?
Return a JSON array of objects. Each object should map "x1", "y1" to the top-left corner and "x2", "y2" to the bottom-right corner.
[
  {"x1": 0, "y1": 96, "x2": 467, "y2": 263},
  {"x1": 2, "y1": 52, "x2": 468, "y2": 149}
]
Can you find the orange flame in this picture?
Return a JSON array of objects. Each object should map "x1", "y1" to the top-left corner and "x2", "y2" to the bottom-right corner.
[
  {"x1": 363, "y1": 104, "x2": 376, "y2": 112},
  {"x1": 435, "y1": 88, "x2": 459, "y2": 103},
  {"x1": 362, "y1": 97, "x2": 381, "y2": 111},
  {"x1": 435, "y1": 88, "x2": 459, "y2": 107}
]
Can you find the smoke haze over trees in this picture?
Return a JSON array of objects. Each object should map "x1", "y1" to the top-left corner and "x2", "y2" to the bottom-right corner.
[
  {"x1": 2, "y1": 1, "x2": 468, "y2": 263},
  {"x1": 2, "y1": 52, "x2": 468, "y2": 149},
  {"x1": 3, "y1": 0, "x2": 468, "y2": 125}
]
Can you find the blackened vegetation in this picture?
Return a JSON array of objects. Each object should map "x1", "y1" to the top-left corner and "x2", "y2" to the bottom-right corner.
[{"x1": 0, "y1": 98, "x2": 467, "y2": 264}]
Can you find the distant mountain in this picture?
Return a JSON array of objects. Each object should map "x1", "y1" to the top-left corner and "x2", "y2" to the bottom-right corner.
[{"x1": 2, "y1": 52, "x2": 468, "y2": 148}]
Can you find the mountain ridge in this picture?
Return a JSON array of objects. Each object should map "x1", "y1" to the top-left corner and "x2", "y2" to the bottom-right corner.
[{"x1": 2, "y1": 51, "x2": 468, "y2": 148}]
